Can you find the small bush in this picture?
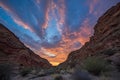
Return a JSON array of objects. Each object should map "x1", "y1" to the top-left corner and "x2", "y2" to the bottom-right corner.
[
  {"x1": 0, "y1": 63, "x2": 12, "y2": 80},
  {"x1": 81, "y1": 57, "x2": 108, "y2": 75},
  {"x1": 20, "y1": 67, "x2": 32, "y2": 77}
]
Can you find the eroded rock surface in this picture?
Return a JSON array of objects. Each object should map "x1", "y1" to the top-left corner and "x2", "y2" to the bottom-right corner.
[
  {"x1": 59, "y1": 2, "x2": 120, "y2": 68},
  {"x1": 0, "y1": 24, "x2": 52, "y2": 68}
]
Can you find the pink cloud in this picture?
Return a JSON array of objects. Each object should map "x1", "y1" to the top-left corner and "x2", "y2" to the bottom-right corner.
[
  {"x1": 0, "y1": 2, "x2": 33, "y2": 32},
  {"x1": 88, "y1": 0, "x2": 99, "y2": 14},
  {"x1": 39, "y1": 17, "x2": 93, "y2": 65}
]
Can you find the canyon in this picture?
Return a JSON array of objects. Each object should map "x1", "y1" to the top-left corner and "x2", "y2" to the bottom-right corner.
[
  {"x1": 0, "y1": 2, "x2": 120, "y2": 80},
  {"x1": 58, "y1": 2, "x2": 120, "y2": 69}
]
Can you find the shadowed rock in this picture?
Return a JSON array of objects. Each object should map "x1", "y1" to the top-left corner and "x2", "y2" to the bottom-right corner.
[
  {"x1": 72, "y1": 70, "x2": 91, "y2": 80},
  {"x1": 0, "y1": 24, "x2": 52, "y2": 68}
]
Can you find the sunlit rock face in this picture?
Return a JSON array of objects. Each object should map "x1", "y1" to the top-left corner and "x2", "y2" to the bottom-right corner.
[
  {"x1": 59, "y1": 3, "x2": 120, "y2": 68},
  {"x1": 0, "y1": 24, "x2": 52, "y2": 68}
]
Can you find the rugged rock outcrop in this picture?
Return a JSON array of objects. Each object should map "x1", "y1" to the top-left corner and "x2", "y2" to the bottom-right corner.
[
  {"x1": 59, "y1": 3, "x2": 120, "y2": 68},
  {"x1": 0, "y1": 24, "x2": 52, "y2": 68}
]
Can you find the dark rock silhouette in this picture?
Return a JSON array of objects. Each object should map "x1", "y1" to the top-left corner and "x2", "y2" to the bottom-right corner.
[{"x1": 0, "y1": 24, "x2": 52, "y2": 68}]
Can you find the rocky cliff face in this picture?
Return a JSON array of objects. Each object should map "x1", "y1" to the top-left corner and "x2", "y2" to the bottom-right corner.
[
  {"x1": 0, "y1": 24, "x2": 52, "y2": 68},
  {"x1": 59, "y1": 3, "x2": 120, "y2": 68}
]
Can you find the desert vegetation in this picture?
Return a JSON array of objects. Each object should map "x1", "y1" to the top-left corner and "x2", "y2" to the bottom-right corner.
[{"x1": 81, "y1": 56, "x2": 110, "y2": 75}]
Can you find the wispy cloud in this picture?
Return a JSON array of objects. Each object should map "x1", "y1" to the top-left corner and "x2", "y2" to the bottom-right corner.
[
  {"x1": 0, "y1": 0, "x2": 119, "y2": 65},
  {"x1": 40, "y1": 48, "x2": 56, "y2": 58},
  {"x1": 0, "y1": 2, "x2": 33, "y2": 31},
  {"x1": 88, "y1": 0, "x2": 99, "y2": 14}
]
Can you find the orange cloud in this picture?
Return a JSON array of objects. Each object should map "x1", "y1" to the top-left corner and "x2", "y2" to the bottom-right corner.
[
  {"x1": 42, "y1": 0, "x2": 66, "y2": 35},
  {"x1": 39, "y1": 18, "x2": 93, "y2": 66},
  {"x1": 0, "y1": 1, "x2": 93, "y2": 66}
]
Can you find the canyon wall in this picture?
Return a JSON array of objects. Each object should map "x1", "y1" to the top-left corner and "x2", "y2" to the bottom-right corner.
[
  {"x1": 59, "y1": 3, "x2": 120, "y2": 68},
  {"x1": 0, "y1": 24, "x2": 52, "y2": 68}
]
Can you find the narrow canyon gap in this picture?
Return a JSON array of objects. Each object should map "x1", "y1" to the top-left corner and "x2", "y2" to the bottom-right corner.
[{"x1": 0, "y1": 0, "x2": 120, "y2": 66}]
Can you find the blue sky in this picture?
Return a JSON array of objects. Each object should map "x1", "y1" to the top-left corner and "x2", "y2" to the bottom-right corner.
[{"x1": 0, "y1": 0, "x2": 120, "y2": 65}]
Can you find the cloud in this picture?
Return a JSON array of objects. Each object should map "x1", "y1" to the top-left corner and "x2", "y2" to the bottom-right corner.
[
  {"x1": 0, "y1": 0, "x2": 93, "y2": 65},
  {"x1": 40, "y1": 48, "x2": 56, "y2": 58},
  {"x1": 88, "y1": 0, "x2": 99, "y2": 14},
  {"x1": 0, "y1": 0, "x2": 49, "y2": 38},
  {"x1": 39, "y1": 18, "x2": 93, "y2": 64},
  {"x1": 39, "y1": 47, "x2": 68, "y2": 65},
  {"x1": 0, "y1": 1, "x2": 34, "y2": 31},
  {"x1": 1, "y1": 0, "x2": 118, "y2": 65},
  {"x1": 36, "y1": 0, "x2": 41, "y2": 4},
  {"x1": 20, "y1": 34, "x2": 41, "y2": 50}
]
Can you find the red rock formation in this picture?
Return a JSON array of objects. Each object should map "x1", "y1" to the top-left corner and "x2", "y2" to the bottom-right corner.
[
  {"x1": 59, "y1": 3, "x2": 120, "y2": 68},
  {"x1": 0, "y1": 24, "x2": 52, "y2": 68}
]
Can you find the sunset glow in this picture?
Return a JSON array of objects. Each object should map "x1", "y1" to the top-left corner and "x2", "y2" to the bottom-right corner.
[{"x1": 0, "y1": 0, "x2": 119, "y2": 65}]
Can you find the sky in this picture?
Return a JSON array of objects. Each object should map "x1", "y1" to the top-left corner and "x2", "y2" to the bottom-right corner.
[{"x1": 0, "y1": 0, "x2": 120, "y2": 66}]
